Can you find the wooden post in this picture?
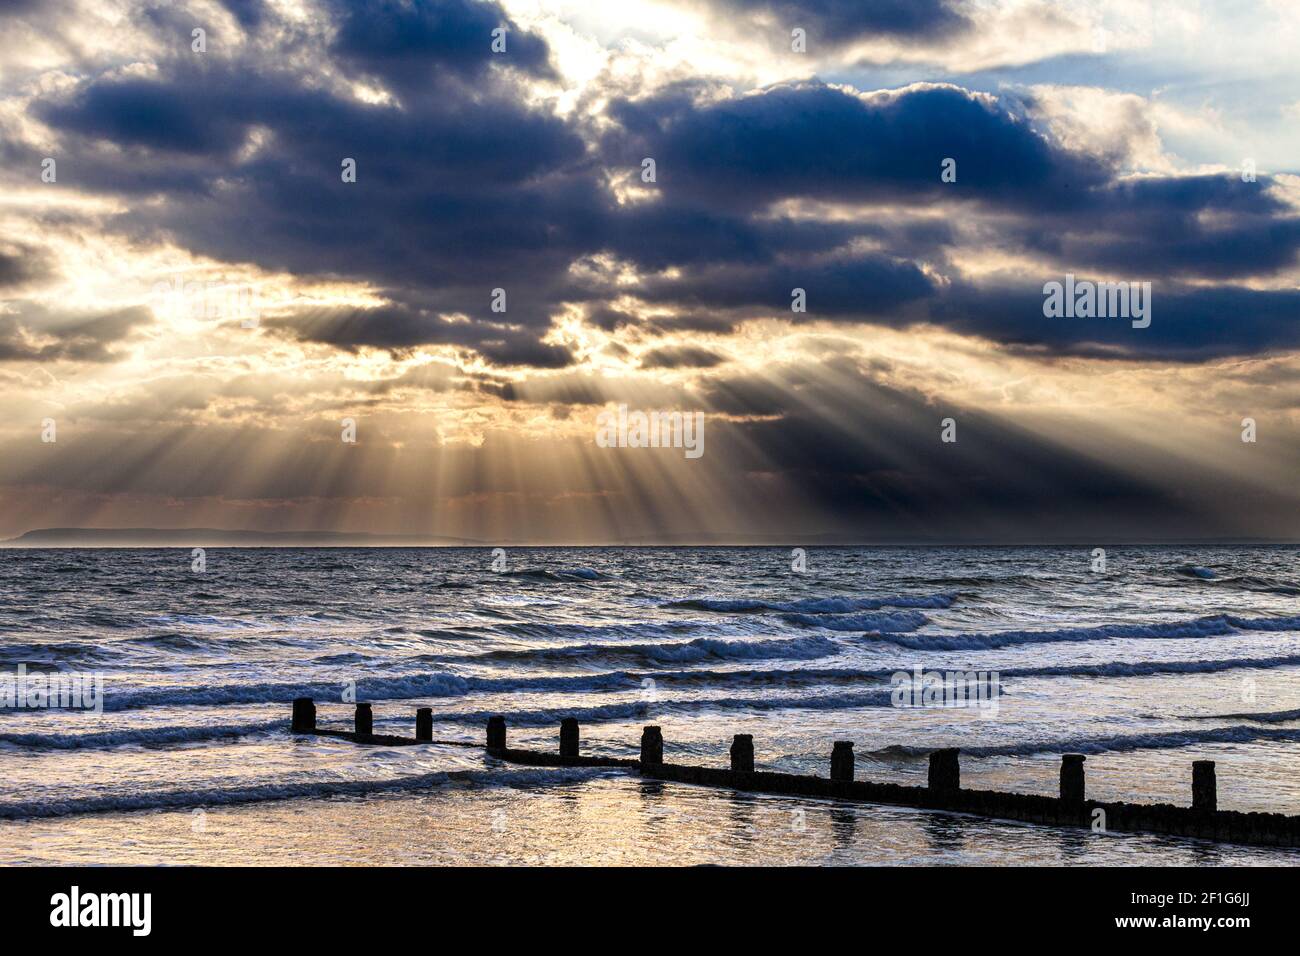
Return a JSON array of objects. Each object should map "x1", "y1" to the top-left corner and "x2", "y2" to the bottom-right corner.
[
  {"x1": 1060, "y1": 754, "x2": 1086, "y2": 803},
  {"x1": 730, "y1": 734, "x2": 754, "y2": 772},
  {"x1": 640, "y1": 726, "x2": 663, "y2": 766},
  {"x1": 560, "y1": 717, "x2": 579, "y2": 757},
  {"x1": 486, "y1": 716, "x2": 506, "y2": 751},
  {"x1": 354, "y1": 702, "x2": 373, "y2": 736},
  {"x1": 830, "y1": 741, "x2": 854, "y2": 782},
  {"x1": 928, "y1": 748, "x2": 960, "y2": 792},
  {"x1": 1193, "y1": 760, "x2": 1217, "y2": 812},
  {"x1": 415, "y1": 708, "x2": 433, "y2": 741},
  {"x1": 291, "y1": 697, "x2": 315, "y2": 733}
]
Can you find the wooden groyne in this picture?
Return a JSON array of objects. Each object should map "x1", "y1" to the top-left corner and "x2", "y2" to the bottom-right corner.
[{"x1": 289, "y1": 698, "x2": 1300, "y2": 849}]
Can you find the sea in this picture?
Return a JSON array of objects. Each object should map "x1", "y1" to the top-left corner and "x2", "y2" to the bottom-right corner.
[{"x1": 2, "y1": 545, "x2": 1298, "y2": 865}]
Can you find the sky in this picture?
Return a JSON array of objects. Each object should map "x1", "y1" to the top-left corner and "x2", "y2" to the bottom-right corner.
[{"x1": 0, "y1": 0, "x2": 1297, "y2": 544}]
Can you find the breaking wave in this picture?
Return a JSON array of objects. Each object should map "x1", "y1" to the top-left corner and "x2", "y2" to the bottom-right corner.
[
  {"x1": 875, "y1": 724, "x2": 1300, "y2": 759},
  {"x1": 870, "y1": 614, "x2": 1300, "y2": 651},
  {"x1": 0, "y1": 719, "x2": 283, "y2": 750},
  {"x1": 421, "y1": 688, "x2": 896, "y2": 729},
  {"x1": 783, "y1": 610, "x2": 930, "y2": 633},
  {"x1": 471, "y1": 635, "x2": 840, "y2": 667},
  {"x1": 667, "y1": 593, "x2": 955, "y2": 614}
]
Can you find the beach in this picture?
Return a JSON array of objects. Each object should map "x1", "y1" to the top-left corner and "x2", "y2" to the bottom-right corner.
[{"x1": 3, "y1": 545, "x2": 1299, "y2": 865}]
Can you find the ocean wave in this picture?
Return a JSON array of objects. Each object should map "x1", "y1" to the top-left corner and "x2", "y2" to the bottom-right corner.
[
  {"x1": 22, "y1": 658, "x2": 829, "y2": 714},
  {"x1": 618, "y1": 652, "x2": 1300, "y2": 691},
  {"x1": 783, "y1": 610, "x2": 929, "y2": 633},
  {"x1": 666, "y1": 593, "x2": 955, "y2": 614},
  {"x1": 1004, "y1": 653, "x2": 1300, "y2": 680},
  {"x1": 311, "y1": 652, "x2": 372, "y2": 665},
  {"x1": 1226, "y1": 614, "x2": 1300, "y2": 632},
  {"x1": 0, "y1": 642, "x2": 110, "y2": 666},
  {"x1": 497, "y1": 619, "x2": 755, "y2": 642},
  {"x1": 0, "y1": 767, "x2": 619, "y2": 821},
  {"x1": 427, "y1": 688, "x2": 896, "y2": 729},
  {"x1": 0, "y1": 719, "x2": 282, "y2": 750},
  {"x1": 472, "y1": 635, "x2": 840, "y2": 667},
  {"x1": 952, "y1": 724, "x2": 1300, "y2": 758},
  {"x1": 1230, "y1": 576, "x2": 1300, "y2": 596},
  {"x1": 469, "y1": 672, "x2": 646, "y2": 694},
  {"x1": 120, "y1": 632, "x2": 221, "y2": 650},
  {"x1": 144, "y1": 614, "x2": 266, "y2": 630},
  {"x1": 503, "y1": 568, "x2": 605, "y2": 582},
  {"x1": 1168, "y1": 567, "x2": 1299, "y2": 595},
  {"x1": 870, "y1": 614, "x2": 1300, "y2": 651},
  {"x1": 80, "y1": 673, "x2": 473, "y2": 713},
  {"x1": 34, "y1": 646, "x2": 1300, "y2": 717},
  {"x1": 1181, "y1": 708, "x2": 1300, "y2": 724},
  {"x1": 905, "y1": 574, "x2": 1042, "y2": 588}
]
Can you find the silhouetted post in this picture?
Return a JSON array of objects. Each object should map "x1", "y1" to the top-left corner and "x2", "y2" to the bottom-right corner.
[
  {"x1": 415, "y1": 708, "x2": 433, "y2": 742},
  {"x1": 486, "y1": 716, "x2": 507, "y2": 751},
  {"x1": 1193, "y1": 760, "x2": 1217, "y2": 812},
  {"x1": 928, "y1": 748, "x2": 960, "y2": 793},
  {"x1": 640, "y1": 726, "x2": 663, "y2": 766},
  {"x1": 354, "y1": 702, "x2": 373, "y2": 736},
  {"x1": 560, "y1": 717, "x2": 579, "y2": 757},
  {"x1": 830, "y1": 741, "x2": 854, "y2": 782},
  {"x1": 1060, "y1": 754, "x2": 1086, "y2": 803},
  {"x1": 731, "y1": 734, "x2": 755, "y2": 772},
  {"x1": 291, "y1": 697, "x2": 315, "y2": 733}
]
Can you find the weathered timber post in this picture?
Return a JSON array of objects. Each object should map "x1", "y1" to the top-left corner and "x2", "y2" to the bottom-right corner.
[
  {"x1": 560, "y1": 717, "x2": 579, "y2": 757},
  {"x1": 291, "y1": 697, "x2": 316, "y2": 733},
  {"x1": 928, "y1": 748, "x2": 960, "y2": 793},
  {"x1": 1193, "y1": 760, "x2": 1217, "y2": 812},
  {"x1": 730, "y1": 734, "x2": 755, "y2": 773},
  {"x1": 486, "y1": 716, "x2": 507, "y2": 751},
  {"x1": 830, "y1": 741, "x2": 854, "y2": 782},
  {"x1": 1060, "y1": 754, "x2": 1086, "y2": 803},
  {"x1": 640, "y1": 726, "x2": 663, "y2": 766},
  {"x1": 415, "y1": 707, "x2": 433, "y2": 742},
  {"x1": 354, "y1": 702, "x2": 373, "y2": 736}
]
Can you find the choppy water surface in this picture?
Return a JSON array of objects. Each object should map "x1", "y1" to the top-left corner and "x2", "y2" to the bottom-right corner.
[{"x1": 1, "y1": 546, "x2": 1298, "y2": 865}]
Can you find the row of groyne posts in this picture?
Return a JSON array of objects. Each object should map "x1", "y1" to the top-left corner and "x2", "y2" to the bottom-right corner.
[{"x1": 290, "y1": 698, "x2": 1300, "y2": 849}]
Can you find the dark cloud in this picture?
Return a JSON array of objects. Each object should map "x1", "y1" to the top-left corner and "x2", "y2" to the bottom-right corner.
[
  {"x1": 626, "y1": 251, "x2": 936, "y2": 318},
  {"x1": 934, "y1": 281, "x2": 1300, "y2": 362},
  {"x1": 606, "y1": 81, "x2": 1300, "y2": 283},
  {"x1": 219, "y1": 0, "x2": 265, "y2": 30},
  {"x1": 0, "y1": 244, "x2": 52, "y2": 289},
  {"x1": 681, "y1": 0, "x2": 970, "y2": 45},
  {"x1": 0, "y1": 306, "x2": 151, "y2": 363},
  {"x1": 604, "y1": 201, "x2": 858, "y2": 270},
  {"x1": 22, "y1": 1, "x2": 591, "y2": 366},
  {"x1": 0, "y1": 0, "x2": 45, "y2": 16},
  {"x1": 39, "y1": 79, "x2": 252, "y2": 155},
  {"x1": 606, "y1": 82, "x2": 1105, "y2": 211},
  {"x1": 263, "y1": 304, "x2": 577, "y2": 368},
  {"x1": 328, "y1": 0, "x2": 554, "y2": 94},
  {"x1": 11, "y1": 3, "x2": 1300, "y2": 368},
  {"x1": 1020, "y1": 174, "x2": 1300, "y2": 280},
  {"x1": 478, "y1": 337, "x2": 574, "y2": 368},
  {"x1": 585, "y1": 307, "x2": 638, "y2": 332},
  {"x1": 639, "y1": 345, "x2": 726, "y2": 368}
]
